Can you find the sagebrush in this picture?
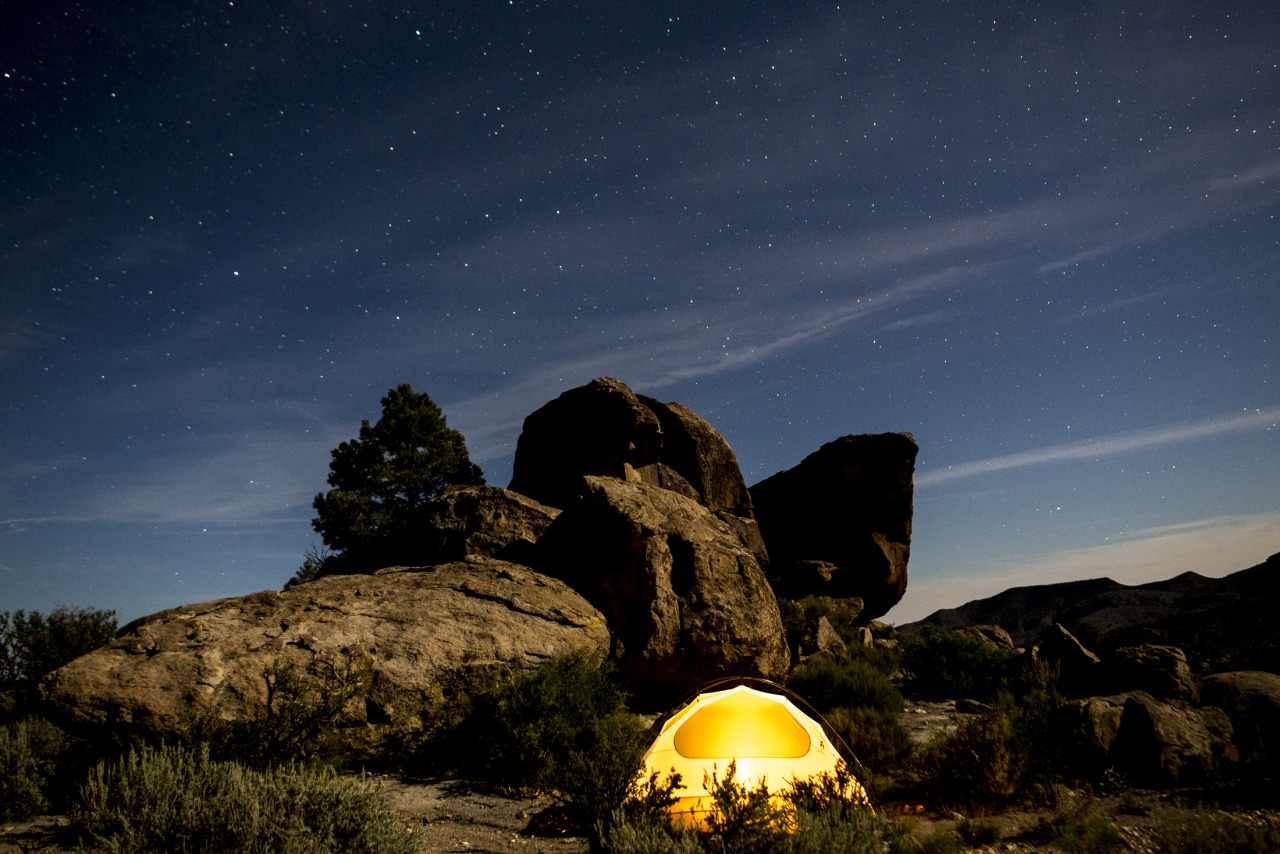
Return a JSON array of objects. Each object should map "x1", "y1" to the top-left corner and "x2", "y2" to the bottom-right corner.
[{"x1": 73, "y1": 742, "x2": 415, "y2": 854}]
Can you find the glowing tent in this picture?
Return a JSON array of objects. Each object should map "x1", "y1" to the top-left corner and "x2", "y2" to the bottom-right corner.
[{"x1": 640, "y1": 682, "x2": 866, "y2": 826}]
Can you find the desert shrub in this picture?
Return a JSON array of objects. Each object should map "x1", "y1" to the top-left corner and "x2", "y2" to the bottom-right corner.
[
  {"x1": 824, "y1": 705, "x2": 912, "y2": 775},
  {"x1": 187, "y1": 653, "x2": 371, "y2": 768},
  {"x1": 72, "y1": 742, "x2": 415, "y2": 854},
  {"x1": 885, "y1": 828, "x2": 962, "y2": 854},
  {"x1": 897, "y1": 625, "x2": 1016, "y2": 701},
  {"x1": 356, "y1": 665, "x2": 496, "y2": 772},
  {"x1": 956, "y1": 817, "x2": 1000, "y2": 846},
  {"x1": 1148, "y1": 805, "x2": 1280, "y2": 854},
  {"x1": 0, "y1": 606, "x2": 117, "y2": 717},
  {"x1": 1001, "y1": 668, "x2": 1071, "y2": 788},
  {"x1": 789, "y1": 650, "x2": 905, "y2": 716},
  {"x1": 603, "y1": 765, "x2": 890, "y2": 854},
  {"x1": 601, "y1": 811, "x2": 703, "y2": 854},
  {"x1": 913, "y1": 708, "x2": 1017, "y2": 813},
  {"x1": 465, "y1": 651, "x2": 649, "y2": 839},
  {"x1": 1049, "y1": 814, "x2": 1123, "y2": 854},
  {"x1": 0, "y1": 717, "x2": 69, "y2": 820},
  {"x1": 701, "y1": 761, "x2": 788, "y2": 854},
  {"x1": 787, "y1": 652, "x2": 911, "y2": 780}
]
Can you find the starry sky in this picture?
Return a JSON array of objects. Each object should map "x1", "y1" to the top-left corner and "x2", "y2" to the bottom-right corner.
[{"x1": 3, "y1": 1, "x2": 1278, "y2": 627}]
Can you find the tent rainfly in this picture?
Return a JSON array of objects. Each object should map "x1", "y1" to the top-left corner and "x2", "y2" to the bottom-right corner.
[{"x1": 640, "y1": 683, "x2": 867, "y2": 827}]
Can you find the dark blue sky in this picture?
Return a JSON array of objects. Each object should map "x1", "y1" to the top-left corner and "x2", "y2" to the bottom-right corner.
[{"x1": 3, "y1": 0, "x2": 1277, "y2": 625}]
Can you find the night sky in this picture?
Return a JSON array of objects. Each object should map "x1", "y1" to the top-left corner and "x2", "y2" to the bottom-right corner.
[{"x1": 3, "y1": 1, "x2": 1277, "y2": 627}]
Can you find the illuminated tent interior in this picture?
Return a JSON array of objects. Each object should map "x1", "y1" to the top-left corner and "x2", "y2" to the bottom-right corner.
[{"x1": 640, "y1": 682, "x2": 867, "y2": 827}]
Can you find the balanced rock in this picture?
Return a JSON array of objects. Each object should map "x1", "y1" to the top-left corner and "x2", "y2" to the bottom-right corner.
[
  {"x1": 750, "y1": 432, "x2": 918, "y2": 619},
  {"x1": 507, "y1": 377, "x2": 767, "y2": 566},
  {"x1": 42, "y1": 558, "x2": 608, "y2": 730},
  {"x1": 535, "y1": 476, "x2": 789, "y2": 699}
]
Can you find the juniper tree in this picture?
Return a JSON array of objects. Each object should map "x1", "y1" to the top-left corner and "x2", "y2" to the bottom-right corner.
[{"x1": 307, "y1": 384, "x2": 483, "y2": 574}]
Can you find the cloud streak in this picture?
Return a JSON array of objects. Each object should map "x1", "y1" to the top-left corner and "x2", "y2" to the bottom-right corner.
[{"x1": 918, "y1": 406, "x2": 1280, "y2": 486}]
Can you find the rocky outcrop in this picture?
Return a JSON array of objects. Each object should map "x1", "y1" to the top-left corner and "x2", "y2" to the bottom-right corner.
[
  {"x1": 413, "y1": 485, "x2": 560, "y2": 565},
  {"x1": 1057, "y1": 690, "x2": 1237, "y2": 784},
  {"x1": 507, "y1": 378, "x2": 768, "y2": 568},
  {"x1": 1202, "y1": 670, "x2": 1280, "y2": 764},
  {"x1": 1034, "y1": 623, "x2": 1103, "y2": 698},
  {"x1": 1109, "y1": 692, "x2": 1236, "y2": 785},
  {"x1": 535, "y1": 476, "x2": 789, "y2": 698},
  {"x1": 956, "y1": 625, "x2": 1018, "y2": 652},
  {"x1": 47, "y1": 377, "x2": 918, "y2": 724},
  {"x1": 750, "y1": 433, "x2": 917, "y2": 620},
  {"x1": 1106, "y1": 644, "x2": 1197, "y2": 702},
  {"x1": 43, "y1": 558, "x2": 609, "y2": 730}
]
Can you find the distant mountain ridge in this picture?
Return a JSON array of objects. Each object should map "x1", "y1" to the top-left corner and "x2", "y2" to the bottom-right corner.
[{"x1": 902, "y1": 551, "x2": 1280, "y2": 675}]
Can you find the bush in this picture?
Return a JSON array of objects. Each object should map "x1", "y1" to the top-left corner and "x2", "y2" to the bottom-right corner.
[
  {"x1": 465, "y1": 651, "x2": 649, "y2": 840},
  {"x1": 602, "y1": 764, "x2": 891, "y2": 854},
  {"x1": 1148, "y1": 805, "x2": 1280, "y2": 854},
  {"x1": 72, "y1": 742, "x2": 415, "y2": 854},
  {"x1": 186, "y1": 653, "x2": 371, "y2": 768},
  {"x1": 1049, "y1": 814, "x2": 1123, "y2": 854},
  {"x1": 898, "y1": 625, "x2": 1015, "y2": 701},
  {"x1": 0, "y1": 717, "x2": 68, "y2": 820},
  {"x1": 824, "y1": 706, "x2": 912, "y2": 776},
  {"x1": 788, "y1": 651, "x2": 905, "y2": 717},
  {"x1": 787, "y1": 651, "x2": 910, "y2": 777},
  {"x1": 914, "y1": 708, "x2": 1017, "y2": 813}
]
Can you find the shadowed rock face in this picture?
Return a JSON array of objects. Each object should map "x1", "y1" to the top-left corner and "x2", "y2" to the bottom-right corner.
[
  {"x1": 411, "y1": 485, "x2": 561, "y2": 566},
  {"x1": 42, "y1": 558, "x2": 608, "y2": 730},
  {"x1": 535, "y1": 476, "x2": 789, "y2": 700},
  {"x1": 506, "y1": 378, "x2": 768, "y2": 567},
  {"x1": 750, "y1": 432, "x2": 918, "y2": 620}
]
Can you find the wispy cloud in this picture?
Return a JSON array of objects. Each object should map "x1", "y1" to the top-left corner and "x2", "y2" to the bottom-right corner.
[{"x1": 917, "y1": 406, "x2": 1280, "y2": 486}]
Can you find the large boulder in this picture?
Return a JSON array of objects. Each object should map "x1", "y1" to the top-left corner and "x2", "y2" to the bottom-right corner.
[
  {"x1": 1105, "y1": 644, "x2": 1197, "y2": 702},
  {"x1": 1108, "y1": 691, "x2": 1237, "y2": 785},
  {"x1": 750, "y1": 433, "x2": 917, "y2": 620},
  {"x1": 42, "y1": 558, "x2": 609, "y2": 731},
  {"x1": 1056, "y1": 693, "x2": 1132, "y2": 775},
  {"x1": 413, "y1": 485, "x2": 560, "y2": 565},
  {"x1": 535, "y1": 476, "x2": 789, "y2": 700},
  {"x1": 1034, "y1": 623, "x2": 1102, "y2": 697},
  {"x1": 507, "y1": 377, "x2": 767, "y2": 567},
  {"x1": 1201, "y1": 670, "x2": 1280, "y2": 764}
]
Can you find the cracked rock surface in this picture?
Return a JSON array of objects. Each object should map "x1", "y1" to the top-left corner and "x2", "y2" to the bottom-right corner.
[{"x1": 42, "y1": 557, "x2": 609, "y2": 730}]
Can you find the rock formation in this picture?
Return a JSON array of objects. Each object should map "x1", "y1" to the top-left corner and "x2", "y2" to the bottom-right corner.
[
  {"x1": 45, "y1": 376, "x2": 914, "y2": 726},
  {"x1": 507, "y1": 377, "x2": 768, "y2": 568},
  {"x1": 412, "y1": 485, "x2": 560, "y2": 566},
  {"x1": 1201, "y1": 670, "x2": 1280, "y2": 765},
  {"x1": 43, "y1": 558, "x2": 608, "y2": 730},
  {"x1": 535, "y1": 476, "x2": 788, "y2": 697},
  {"x1": 750, "y1": 432, "x2": 918, "y2": 619}
]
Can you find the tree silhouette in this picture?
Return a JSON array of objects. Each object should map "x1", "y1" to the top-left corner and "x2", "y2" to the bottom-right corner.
[{"x1": 309, "y1": 384, "x2": 484, "y2": 573}]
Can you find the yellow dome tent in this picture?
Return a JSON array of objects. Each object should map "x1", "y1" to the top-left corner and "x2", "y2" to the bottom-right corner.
[{"x1": 640, "y1": 681, "x2": 867, "y2": 827}]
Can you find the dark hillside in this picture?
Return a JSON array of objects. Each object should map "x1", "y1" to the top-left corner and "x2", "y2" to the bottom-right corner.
[{"x1": 903, "y1": 552, "x2": 1280, "y2": 673}]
